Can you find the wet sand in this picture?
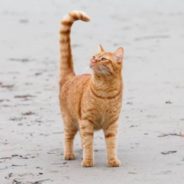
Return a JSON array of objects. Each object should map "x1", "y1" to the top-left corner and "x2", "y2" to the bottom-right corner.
[{"x1": 0, "y1": 0, "x2": 184, "y2": 183}]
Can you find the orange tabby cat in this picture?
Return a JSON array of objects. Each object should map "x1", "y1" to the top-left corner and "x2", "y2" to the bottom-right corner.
[{"x1": 59, "y1": 10, "x2": 124, "y2": 167}]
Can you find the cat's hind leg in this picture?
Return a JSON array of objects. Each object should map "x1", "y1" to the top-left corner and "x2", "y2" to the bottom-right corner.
[{"x1": 63, "y1": 116, "x2": 78, "y2": 160}]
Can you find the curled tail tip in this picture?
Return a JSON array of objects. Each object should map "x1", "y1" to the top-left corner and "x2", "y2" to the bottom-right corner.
[
  {"x1": 82, "y1": 14, "x2": 90, "y2": 22},
  {"x1": 78, "y1": 11, "x2": 90, "y2": 21},
  {"x1": 62, "y1": 10, "x2": 90, "y2": 23},
  {"x1": 71, "y1": 10, "x2": 90, "y2": 21}
]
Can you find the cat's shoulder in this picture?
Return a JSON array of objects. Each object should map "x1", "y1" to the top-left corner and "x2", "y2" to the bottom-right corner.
[
  {"x1": 74, "y1": 73, "x2": 91, "y2": 81},
  {"x1": 77, "y1": 73, "x2": 91, "y2": 78}
]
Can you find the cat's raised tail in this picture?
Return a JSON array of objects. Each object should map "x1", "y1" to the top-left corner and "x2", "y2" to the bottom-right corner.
[{"x1": 59, "y1": 11, "x2": 90, "y2": 85}]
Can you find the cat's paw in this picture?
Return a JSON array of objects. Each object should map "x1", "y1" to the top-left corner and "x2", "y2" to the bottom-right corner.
[
  {"x1": 81, "y1": 159, "x2": 93, "y2": 167},
  {"x1": 64, "y1": 153, "x2": 75, "y2": 160},
  {"x1": 108, "y1": 158, "x2": 121, "y2": 167}
]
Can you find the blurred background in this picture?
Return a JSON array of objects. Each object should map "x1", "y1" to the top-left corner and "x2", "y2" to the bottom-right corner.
[{"x1": 0, "y1": 0, "x2": 184, "y2": 184}]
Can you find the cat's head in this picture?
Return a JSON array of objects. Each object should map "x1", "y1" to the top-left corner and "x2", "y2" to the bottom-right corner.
[{"x1": 90, "y1": 45, "x2": 124, "y2": 77}]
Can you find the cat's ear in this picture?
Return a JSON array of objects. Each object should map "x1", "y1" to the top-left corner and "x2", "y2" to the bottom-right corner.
[
  {"x1": 98, "y1": 44, "x2": 105, "y2": 52},
  {"x1": 114, "y1": 47, "x2": 124, "y2": 63}
]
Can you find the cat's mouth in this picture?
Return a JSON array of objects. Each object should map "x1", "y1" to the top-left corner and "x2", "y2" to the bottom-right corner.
[
  {"x1": 90, "y1": 59, "x2": 112, "y2": 76},
  {"x1": 90, "y1": 58, "x2": 98, "y2": 68}
]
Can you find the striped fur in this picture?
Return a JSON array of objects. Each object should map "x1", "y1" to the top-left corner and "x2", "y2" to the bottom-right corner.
[
  {"x1": 59, "y1": 11, "x2": 124, "y2": 167},
  {"x1": 60, "y1": 11, "x2": 90, "y2": 85}
]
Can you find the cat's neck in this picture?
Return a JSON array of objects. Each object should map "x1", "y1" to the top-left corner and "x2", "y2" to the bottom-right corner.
[{"x1": 90, "y1": 74, "x2": 122, "y2": 98}]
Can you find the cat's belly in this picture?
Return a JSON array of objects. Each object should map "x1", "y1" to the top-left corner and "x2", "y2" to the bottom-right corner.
[
  {"x1": 95, "y1": 113, "x2": 120, "y2": 130},
  {"x1": 81, "y1": 100, "x2": 122, "y2": 130}
]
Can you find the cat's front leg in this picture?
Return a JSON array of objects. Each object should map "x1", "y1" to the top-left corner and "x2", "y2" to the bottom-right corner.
[
  {"x1": 79, "y1": 120, "x2": 94, "y2": 167},
  {"x1": 104, "y1": 122, "x2": 121, "y2": 167}
]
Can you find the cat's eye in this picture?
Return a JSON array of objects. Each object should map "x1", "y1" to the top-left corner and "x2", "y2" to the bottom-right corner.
[
  {"x1": 101, "y1": 57, "x2": 111, "y2": 62},
  {"x1": 101, "y1": 57, "x2": 107, "y2": 61}
]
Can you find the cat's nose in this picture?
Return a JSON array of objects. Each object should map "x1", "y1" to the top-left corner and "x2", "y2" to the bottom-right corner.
[
  {"x1": 90, "y1": 58, "x2": 97, "y2": 68},
  {"x1": 91, "y1": 58, "x2": 97, "y2": 63}
]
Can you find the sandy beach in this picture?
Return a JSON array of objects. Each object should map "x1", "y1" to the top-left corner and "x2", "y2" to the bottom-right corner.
[{"x1": 0, "y1": 0, "x2": 184, "y2": 183}]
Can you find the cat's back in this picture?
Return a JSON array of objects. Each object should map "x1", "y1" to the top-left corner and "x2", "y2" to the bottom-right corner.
[
  {"x1": 60, "y1": 74, "x2": 91, "y2": 118},
  {"x1": 61, "y1": 73, "x2": 90, "y2": 89},
  {"x1": 61, "y1": 73, "x2": 91, "y2": 98}
]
